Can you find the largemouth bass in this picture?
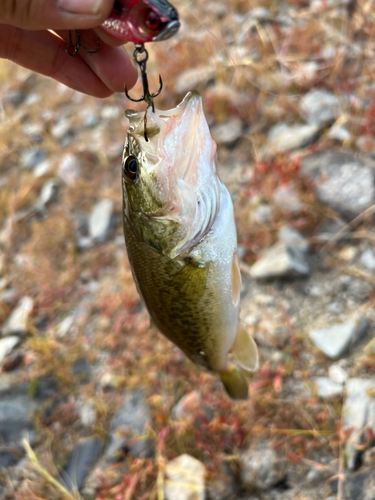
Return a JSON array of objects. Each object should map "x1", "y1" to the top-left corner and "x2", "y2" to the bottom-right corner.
[{"x1": 122, "y1": 92, "x2": 258, "y2": 399}]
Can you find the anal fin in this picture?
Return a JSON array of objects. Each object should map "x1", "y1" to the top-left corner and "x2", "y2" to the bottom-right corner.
[{"x1": 231, "y1": 324, "x2": 259, "y2": 374}]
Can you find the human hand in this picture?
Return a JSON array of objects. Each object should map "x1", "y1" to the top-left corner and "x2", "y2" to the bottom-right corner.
[{"x1": 0, "y1": 0, "x2": 138, "y2": 98}]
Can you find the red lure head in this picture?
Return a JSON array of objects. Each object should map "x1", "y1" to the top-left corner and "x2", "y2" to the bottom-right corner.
[{"x1": 100, "y1": 0, "x2": 180, "y2": 44}]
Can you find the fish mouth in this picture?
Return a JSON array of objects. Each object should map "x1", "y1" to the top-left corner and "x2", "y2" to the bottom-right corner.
[{"x1": 101, "y1": 0, "x2": 180, "y2": 42}]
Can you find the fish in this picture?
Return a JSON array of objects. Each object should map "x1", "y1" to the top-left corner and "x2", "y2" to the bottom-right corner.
[
  {"x1": 121, "y1": 91, "x2": 259, "y2": 399},
  {"x1": 101, "y1": 0, "x2": 180, "y2": 44}
]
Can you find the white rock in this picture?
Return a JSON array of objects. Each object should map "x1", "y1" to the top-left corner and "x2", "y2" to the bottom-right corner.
[
  {"x1": 165, "y1": 454, "x2": 206, "y2": 500},
  {"x1": 240, "y1": 443, "x2": 286, "y2": 490},
  {"x1": 328, "y1": 125, "x2": 351, "y2": 142},
  {"x1": 34, "y1": 160, "x2": 52, "y2": 178},
  {"x1": 211, "y1": 118, "x2": 243, "y2": 145},
  {"x1": 309, "y1": 316, "x2": 368, "y2": 360},
  {"x1": 78, "y1": 399, "x2": 97, "y2": 426},
  {"x1": 100, "y1": 106, "x2": 120, "y2": 120},
  {"x1": 300, "y1": 152, "x2": 375, "y2": 221},
  {"x1": 51, "y1": 118, "x2": 72, "y2": 139},
  {"x1": 300, "y1": 89, "x2": 339, "y2": 127},
  {"x1": 175, "y1": 66, "x2": 215, "y2": 94},
  {"x1": 88, "y1": 199, "x2": 114, "y2": 242},
  {"x1": 58, "y1": 154, "x2": 81, "y2": 186},
  {"x1": 171, "y1": 391, "x2": 202, "y2": 420},
  {"x1": 252, "y1": 203, "x2": 273, "y2": 224},
  {"x1": 343, "y1": 378, "x2": 375, "y2": 469},
  {"x1": 329, "y1": 364, "x2": 348, "y2": 385},
  {"x1": 313, "y1": 377, "x2": 343, "y2": 398},
  {"x1": 2, "y1": 297, "x2": 34, "y2": 336},
  {"x1": 0, "y1": 336, "x2": 20, "y2": 364},
  {"x1": 265, "y1": 123, "x2": 319, "y2": 154},
  {"x1": 360, "y1": 249, "x2": 375, "y2": 270},
  {"x1": 250, "y1": 242, "x2": 310, "y2": 279},
  {"x1": 56, "y1": 315, "x2": 75, "y2": 339},
  {"x1": 278, "y1": 225, "x2": 309, "y2": 253},
  {"x1": 36, "y1": 179, "x2": 60, "y2": 209},
  {"x1": 273, "y1": 184, "x2": 304, "y2": 214}
]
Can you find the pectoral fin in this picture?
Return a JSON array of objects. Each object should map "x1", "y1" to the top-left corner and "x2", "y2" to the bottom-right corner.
[
  {"x1": 231, "y1": 251, "x2": 241, "y2": 308},
  {"x1": 231, "y1": 324, "x2": 259, "y2": 374},
  {"x1": 171, "y1": 261, "x2": 208, "y2": 302},
  {"x1": 220, "y1": 365, "x2": 248, "y2": 400}
]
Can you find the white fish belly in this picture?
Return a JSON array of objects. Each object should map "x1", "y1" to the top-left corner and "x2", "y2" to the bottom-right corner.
[{"x1": 188, "y1": 181, "x2": 240, "y2": 371}]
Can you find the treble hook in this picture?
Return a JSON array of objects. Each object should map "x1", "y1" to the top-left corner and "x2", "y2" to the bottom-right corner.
[
  {"x1": 124, "y1": 44, "x2": 163, "y2": 142},
  {"x1": 65, "y1": 30, "x2": 101, "y2": 57}
]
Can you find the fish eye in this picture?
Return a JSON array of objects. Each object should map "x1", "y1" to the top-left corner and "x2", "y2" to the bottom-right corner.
[
  {"x1": 123, "y1": 155, "x2": 139, "y2": 183},
  {"x1": 144, "y1": 9, "x2": 160, "y2": 30}
]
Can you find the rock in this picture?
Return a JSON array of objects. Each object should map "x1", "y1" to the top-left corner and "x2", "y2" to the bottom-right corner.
[
  {"x1": 36, "y1": 179, "x2": 60, "y2": 209},
  {"x1": 32, "y1": 376, "x2": 59, "y2": 399},
  {"x1": 248, "y1": 7, "x2": 272, "y2": 21},
  {"x1": 273, "y1": 184, "x2": 304, "y2": 214},
  {"x1": 338, "y1": 246, "x2": 358, "y2": 262},
  {"x1": 0, "y1": 336, "x2": 20, "y2": 365},
  {"x1": 343, "y1": 469, "x2": 375, "y2": 500},
  {"x1": 328, "y1": 125, "x2": 351, "y2": 142},
  {"x1": 56, "y1": 315, "x2": 75, "y2": 338},
  {"x1": 100, "y1": 106, "x2": 120, "y2": 120},
  {"x1": 171, "y1": 391, "x2": 202, "y2": 420},
  {"x1": 0, "y1": 288, "x2": 18, "y2": 305},
  {"x1": 105, "y1": 390, "x2": 153, "y2": 462},
  {"x1": 300, "y1": 151, "x2": 375, "y2": 221},
  {"x1": 33, "y1": 160, "x2": 52, "y2": 178},
  {"x1": 99, "y1": 372, "x2": 120, "y2": 391},
  {"x1": 252, "y1": 203, "x2": 274, "y2": 224},
  {"x1": 250, "y1": 242, "x2": 310, "y2": 279},
  {"x1": 211, "y1": 118, "x2": 243, "y2": 146},
  {"x1": 265, "y1": 122, "x2": 319, "y2": 154},
  {"x1": 313, "y1": 377, "x2": 343, "y2": 398},
  {"x1": 207, "y1": 462, "x2": 239, "y2": 500},
  {"x1": 51, "y1": 118, "x2": 72, "y2": 140},
  {"x1": 73, "y1": 358, "x2": 91, "y2": 384},
  {"x1": 328, "y1": 364, "x2": 348, "y2": 385},
  {"x1": 300, "y1": 89, "x2": 339, "y2": 127},
  {"x1": 58, "y1": 154, "x2": 81, "y2": 186},
  {"x1": 2, "y1": 297, "x2": 34, "y2": 337},
  {"x1": 0, "y1": 395, "x2": 38, "y2": 468},
  {"x1": 62, "y1": 438, "x2": 104, "y2": 491},
  {"x1": 78, "y1": 400, "x2": 97, "y2": 426},
  {"x1": 278, "y1": 225, "x2": 309, "y2": 253},
  {"x1": 343, "y1": 378, "x2": 375, "y2": 469},
  {"x1": 313, "y1": 217, "x2": 348, "y2": 242},
  {"x1": 175, "y1": 66, "x2": 215, "y2": 94},
  {"x1": 240, "y1": 442, "x2": 287, "y2": 490},
  {"x1": 164, "y1": 454, "x2": 206, "y2": 500},
  {"x1": 20, "y1": 149, "x2": 47, "y2": 170},
  {"x1": 360, "y1": 249, "x2": 375, "y2": 270},
  {"x1": 309, "y1": 316, "x2": 369, "y2": 359},
  {"x1": 88, "y1": 198, "x2": 114, "y2": 243}
]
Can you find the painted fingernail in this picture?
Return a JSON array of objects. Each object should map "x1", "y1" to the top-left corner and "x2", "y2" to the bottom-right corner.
[{"x1": 58, "y1": 0, "x2": 103, "y2": 15}]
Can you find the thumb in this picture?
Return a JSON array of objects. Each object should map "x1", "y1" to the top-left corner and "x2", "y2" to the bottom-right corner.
[{"x1": 0, "y1": 0, "x2": 114, "y2": 30}]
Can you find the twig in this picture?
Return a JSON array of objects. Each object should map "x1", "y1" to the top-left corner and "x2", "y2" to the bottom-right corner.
[{"x1": 22, "y1": 438, "x2": 80, "y2": 500}]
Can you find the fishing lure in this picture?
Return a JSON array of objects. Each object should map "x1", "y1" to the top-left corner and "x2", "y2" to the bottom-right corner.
[{"x1": 66, "y1": 0, "x2": 179, "y2": 56}]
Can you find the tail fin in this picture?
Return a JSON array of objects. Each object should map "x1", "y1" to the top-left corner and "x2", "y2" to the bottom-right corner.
[{"x1": 220, "y1": 365, "x2": 248, "y2": 400}]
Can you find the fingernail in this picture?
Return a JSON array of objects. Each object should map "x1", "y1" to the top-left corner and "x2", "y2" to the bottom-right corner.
[{"x1": 58, "y1": 0, "x2": 103, "y2": 15}]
